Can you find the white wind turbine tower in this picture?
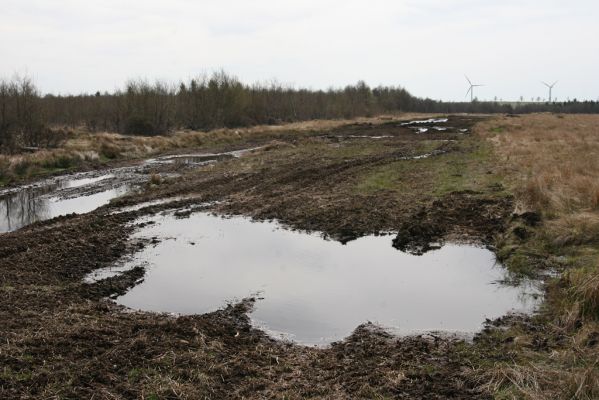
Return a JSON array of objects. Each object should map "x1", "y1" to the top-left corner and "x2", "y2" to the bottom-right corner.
[
  {"x1": 465, "y1": 75, "x2": 483, "y2": 102},
  {"x1": 542, "y1": 81, "x2": 557, "y2": 102}
]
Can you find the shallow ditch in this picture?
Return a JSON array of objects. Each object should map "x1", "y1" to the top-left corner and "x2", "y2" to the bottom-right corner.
[{"x1": 89, "y1": 211, "x2": 541, "y2": 346}]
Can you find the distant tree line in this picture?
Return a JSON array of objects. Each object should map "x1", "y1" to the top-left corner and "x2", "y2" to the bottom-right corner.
[
  {"x1": 1, "y1": 71, "x2": 599, "y2": 153},
  {"x1": 39, "y1": 72, "x2": 419, "y2": 134},
  {"x1": 427, "y1": 99, "x2": 599, "y2": 115}
]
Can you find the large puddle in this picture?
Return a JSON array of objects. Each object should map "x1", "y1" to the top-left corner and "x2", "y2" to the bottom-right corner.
[{"x1": 106, "y1": 212, "x2": 540, "y2": 346}]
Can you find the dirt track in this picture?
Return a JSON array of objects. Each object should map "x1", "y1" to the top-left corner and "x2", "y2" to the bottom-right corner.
[{"x1": 0, "y1": 116, "x2": 529, "y2": 399}]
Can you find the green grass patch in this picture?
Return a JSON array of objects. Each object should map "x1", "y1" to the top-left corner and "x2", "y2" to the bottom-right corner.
[
  {"x1": 354, "y1": 136, "x2": 505, "y2": 199},
  {"x1": 504, "y1": 253, "x2": 537, "y2": 278},
  {"x1": 428, "y1": 139, "x2": 503, "y2": 196},
  {"x1": 355, "y1": 161, "x2": 408, "y2": 193}
]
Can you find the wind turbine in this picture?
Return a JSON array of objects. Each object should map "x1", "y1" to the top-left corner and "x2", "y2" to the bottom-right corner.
[
  {"x1": 542, "y1": 81, "x2": 557, "y2": 102},
  {"x1": 465, "y1": 75, "x2": 483, "y2": 102}
]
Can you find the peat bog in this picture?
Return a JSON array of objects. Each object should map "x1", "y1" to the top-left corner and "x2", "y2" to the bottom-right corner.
[{"x1": 0, "y1": 115, "x2": 556, "y2": 399}]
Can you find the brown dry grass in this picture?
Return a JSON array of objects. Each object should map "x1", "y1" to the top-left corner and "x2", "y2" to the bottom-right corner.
[
  {"x1": 480, "y1": 348, "x2": 599, "y2": 400},
  {"x1": 478, "y1": 114, "x2": 599, "y2": 249},
  {"x1": 479, "y1": 114, "x2": 599, "y2": 214},
  {"x1": 476, "y1": 114, "x2": 599, "y2": 399}
]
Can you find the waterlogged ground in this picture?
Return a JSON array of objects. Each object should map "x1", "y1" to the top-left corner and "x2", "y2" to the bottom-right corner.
[
  {"x1": 93, "y1": 212, "x2": 539, "y2": 345},
  {"x1": 2, "y1": 115, "x2": 551, "y2": 399},
  {"x1": 0, "y1": 147, "x2": 256, "y2": 233}
]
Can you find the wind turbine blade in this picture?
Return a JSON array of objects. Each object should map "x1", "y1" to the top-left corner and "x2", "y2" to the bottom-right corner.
[
  {"x1": 542, "y1": 81, "x2": 550, "y2": 88},
  {"x1": 552, "y1": 81, "x2": 558, "y2": 87},
  {"x1": 465, "y1": 75, "x2": 472, "y2": 85},
  {"x1": 465, "y1": 87, "x2": 472, "y2": 98}
]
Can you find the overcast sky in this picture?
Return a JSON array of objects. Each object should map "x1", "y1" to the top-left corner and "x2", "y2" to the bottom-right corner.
[{"x1": 1, "y1": 0, "x2": 598, "y2": 101}]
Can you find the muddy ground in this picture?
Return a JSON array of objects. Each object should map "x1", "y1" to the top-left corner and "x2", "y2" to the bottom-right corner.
[{"x1": 0, "y1": 116, "x2": 544, "y2": 399}]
